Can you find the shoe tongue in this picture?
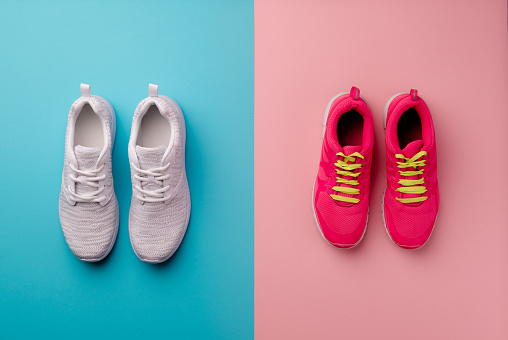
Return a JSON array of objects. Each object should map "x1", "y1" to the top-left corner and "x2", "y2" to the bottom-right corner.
[
  {"x1": 135, "y1": 145, "x2": 166, "y2": 169},
  {"x1": 342, "y1": 145, "x2": 362, "y2": 156},
  {"x1": 402, "y1": 140, "x2": 423, "y2": 158},
  {"x1": 73, "y1": 145, "x2": 102, "y2": 197},
  {"x1": 333, "y1": 145, "x2": 362, "y2": 205},
  {"x1": 400, "y1": 140, "x2": 424, "y2": 203},
  {"x1": 135, "y1": 145, "x2": 167, "y2": 204},
  {"x1": 74, "y1": 145, "x2": 101, "y2": 170}
]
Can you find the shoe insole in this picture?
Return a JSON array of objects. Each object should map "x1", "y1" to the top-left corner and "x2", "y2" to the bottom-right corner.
[
  {"x1": 74, "y1": 104, "x2": 104, "y2": 148},
  {"x1": 336, "y1": 109, "x2": 363, "y2": 147},
  {"x1": 136, "y1": 105, "x2": 171, "y2": 147},
  {"x1": 397, "y1": 108, "x2": 422, "y2": 149}
]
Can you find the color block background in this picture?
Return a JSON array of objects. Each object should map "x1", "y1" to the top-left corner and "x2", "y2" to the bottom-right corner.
[
  {"x1": 255, "y1": 0, "x2": 508, "y2": 339},
  {"x1": 0, "y1": 1, "x2": 253, "y2": 339}
]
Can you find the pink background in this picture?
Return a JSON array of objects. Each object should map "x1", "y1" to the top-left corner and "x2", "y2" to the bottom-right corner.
[{"x1": 255, "y1": 0, "x2": 508, "y2": 339}]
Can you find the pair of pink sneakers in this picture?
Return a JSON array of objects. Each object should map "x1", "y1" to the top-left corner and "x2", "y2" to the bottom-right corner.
[{"x1": 312, "y1": 87, "x2": 439, "y2": 249}]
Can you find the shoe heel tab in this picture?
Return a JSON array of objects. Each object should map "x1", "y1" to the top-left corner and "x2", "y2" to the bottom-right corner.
[
  {"x1": 80, "y1": 83, "x2": 91, "y2": 97},
  {"x1": 410, "y1": 89, "x2": 418, "y2": 101},
  {"x1": 350, "y1": 86, "x2": 360, "y2": 100},
  {"x1": 149, "y1": 84, "x2": 159, "y2": 97}
]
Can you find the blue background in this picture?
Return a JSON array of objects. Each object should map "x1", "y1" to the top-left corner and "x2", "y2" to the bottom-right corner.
[{"x1": 0, "y1": 1, "x2": 253, "y2": 338}]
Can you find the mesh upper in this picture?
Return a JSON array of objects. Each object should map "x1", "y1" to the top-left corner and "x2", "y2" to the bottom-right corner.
[
  {"x1": 59, "y1": 95, "x2": 118, "y2": 261},
  {"x1": 59, "y1": 191, "x2": 118, "y2": 260},
  {"x1": 129, "y1": 187, "x2": 189, "y2": 262},
  {"x1": 128, "y1": 96, "x2": 190, "y2": 263},
  {"x1": 316, "y1": 191, "x2": 368, "y2": 234},
  {"x1": 313, "y1": 91, "x2": 373, "y2": 246},
  {"x1": 384, "y1": 196, "x2": 437, "y2": 239},
  {"x1": 383, "y1": 92, "x2": 439, "y2": 248}
]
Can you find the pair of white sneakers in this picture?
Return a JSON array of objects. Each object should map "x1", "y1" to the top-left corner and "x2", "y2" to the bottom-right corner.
[{"x1": 58, "y1": 84, "x2": 191, "y2": 263}]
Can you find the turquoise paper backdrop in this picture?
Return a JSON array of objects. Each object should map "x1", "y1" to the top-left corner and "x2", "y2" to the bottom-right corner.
[{"x1": 0, "y1": 0, "x2": 253, "y2": 338}]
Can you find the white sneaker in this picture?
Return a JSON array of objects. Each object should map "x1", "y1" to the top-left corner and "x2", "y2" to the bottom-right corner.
[
  {"x1": 128, "y1": 84, "x2": 191, "y2": 263},
  {"x1": 59, "y1": 84, "x2": 119, "y2": 262}
]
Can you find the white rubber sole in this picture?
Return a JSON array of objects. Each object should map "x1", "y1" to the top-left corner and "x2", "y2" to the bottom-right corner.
[
  {"x1": 381, "y1": 93, "x2": 437, "y2": 250},
  {"x1": 312, "y1": 92, "x2": 369, "y2": 249},
  {"x1": 129, "y1": 95, "x2": 192, "y2": 264}
]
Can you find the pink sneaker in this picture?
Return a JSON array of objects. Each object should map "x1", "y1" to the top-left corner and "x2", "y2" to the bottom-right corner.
[
  {"x1": 383, "y1": 90, "x2": 439, "y2": 249},
  {"x1": 312, "y1": 87, "x2": 374, "y2": 248}
]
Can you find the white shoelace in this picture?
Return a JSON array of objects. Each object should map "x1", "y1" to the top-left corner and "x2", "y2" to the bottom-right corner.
[
  {"x1": 131, "y1": 162, "x2": 171, "y2": 203},
  {"x1": 68, "y1": 163, "x2": 106, "y2": 203}
]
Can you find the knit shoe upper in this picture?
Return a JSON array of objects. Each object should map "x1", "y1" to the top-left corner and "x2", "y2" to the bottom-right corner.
[
  {"x1": 128, "y1": 84, "x2": 191, "y2": 263},
  {"x1": 59, "y1": 84, "x2": 119, "y2": 261},
  {"x1": 383, "y1": 90, "x2": 439, "y2": 249},
  {"x1": 313, "y1": 87, "x2": 374, "y2": 248}
]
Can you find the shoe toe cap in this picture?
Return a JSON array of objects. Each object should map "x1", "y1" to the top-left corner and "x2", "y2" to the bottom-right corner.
[
  {"x1": 59, "y1": 194, "x2": 118, "y2": 261},
  {"x1": 383, "y1": 200, "x2": 437, "y2": 249},
  {"x1": 314, "y1": 192, "x2": 368, "y2": 248},
  {"x1": 129, "y1": 194, "x2": 190, "y2": 263},
  {"x1": 130, "y1": 229, "x2": 185, "y2": 263}
]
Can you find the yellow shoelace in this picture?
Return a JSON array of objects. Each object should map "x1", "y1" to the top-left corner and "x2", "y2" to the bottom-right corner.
[
  {"x1": 395, "y1": 150, "x2": 428, "y2": 203},
  {"x1": 330, "y1": 152, "x2": 364, "y2": 204}
]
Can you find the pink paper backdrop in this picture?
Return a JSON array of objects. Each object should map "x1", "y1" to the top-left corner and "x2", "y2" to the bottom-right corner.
[{"x1": 254, "y1": 0, "x2": 508, "y2": 339}]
